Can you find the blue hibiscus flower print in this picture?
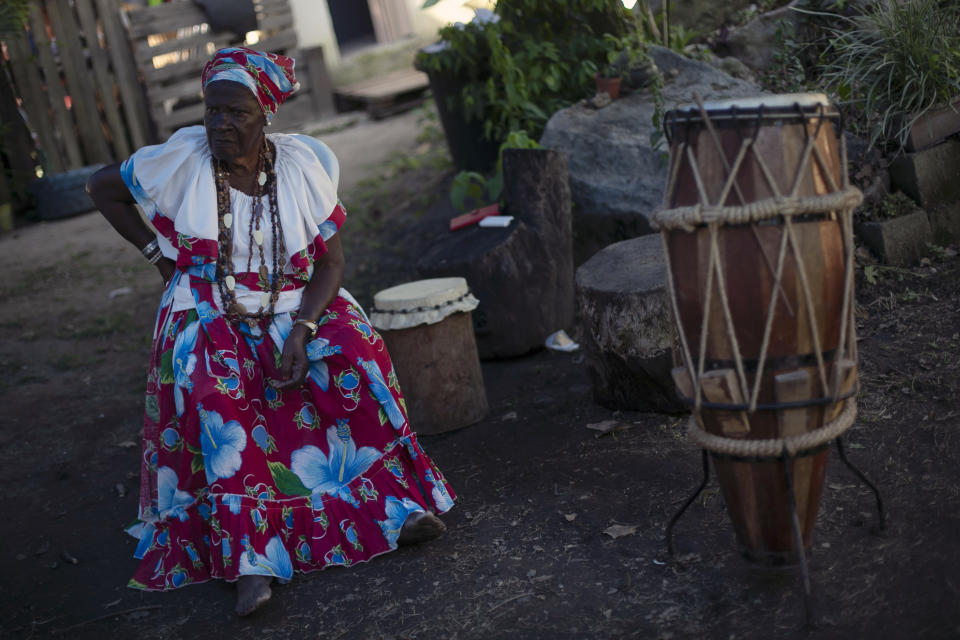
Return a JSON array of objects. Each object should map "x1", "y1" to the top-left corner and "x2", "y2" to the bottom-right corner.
[
  {"x1": 357, "y1": 358, "x2": 405, "y2": 429},
  {"x1": 377, "y1": 496, "x2": 424, "y2": 549},
  {"x1": 238, "y1": 535, "x2": 294, "y2": 582},
  {"x1": 133, "y1": 522, "x2": 156, "y2": 559},
  {"x1": 157, "y1": 466, "x2": 194, "y2": 521},
  {"x1": 290, "y1": 421, "x2": 381, "y2": 508},
  {"x1": 425, "y1": 468, "x2": 454, "y2": 512},
  {"x1": 197, "y1": 404, "x2": 247, "y2": 484},
  {"x1": 173, "y1": 320, "x2": 200, "y2": 417},
  {"x1": 305, "y1": 337, "x2": 343, "y2": 391},
  {"x1": 223, "y1": 493, "x2": 243, "y2": 515},
  {"x1": 268, "y1": 313, "x2": 293, "y2": 352}
]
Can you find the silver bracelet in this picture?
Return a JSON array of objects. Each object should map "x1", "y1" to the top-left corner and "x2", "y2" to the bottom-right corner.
[
  {"x1": 147, "y1": 249, "x2": 164, "y2": 265},
  {"x1": 140, "y1": 238, "x2": 159, "y2": 258}
]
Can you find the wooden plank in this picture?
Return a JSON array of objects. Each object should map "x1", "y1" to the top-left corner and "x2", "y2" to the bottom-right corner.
[
  {"x1": 774, "y1": 369, "x2": 814, "y2": 527},
  {"x1": 337, "y1": 69, "x2": 428, "y2": 99},
  {"x1": 257, "y1": 12, "x2": 293, "y2": 32},
  {"x1": 301, "y1": 46, "x2": 335, "y2": 117},
  {"x1": 46, "y1": 0, "x2": 112, "y2": 163},
  {"x1": 147, "y1": 75, "x2": 204, "y2": 104},
  {"x1": 700, "y1": 369, "x2": 750, "y2": 435},
  {"x1": 4, "y1": 31, "x2": 65, "y2": 173},
  {"x1": 25, "y1": 5, "x2": 84, "y2": 169},
  {"x1": 155, "y1": 101, "x2": 204, "y2": 131},
  {"x1": 827, "y1": 359, "x2": 856, "y2": 422},
  {"x1": 134, "y1": 31, "x2": 226, "y2": 63},
  {"x1": 75, "y1": 0, "x2": 130, "y2": 158},
  {"x1": 97, "y1": 0, "x2": 151, "y2": 147},
  {"x1": 125, "y1": 4, "x2": 209, "y2": 38},
  {"x1": 140, "y1": 30, "x2": 297, "y2": 83}
]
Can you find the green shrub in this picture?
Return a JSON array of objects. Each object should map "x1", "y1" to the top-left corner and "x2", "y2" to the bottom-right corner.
[
  {"x1": 416, "y1": 0, "x2": 643, "y2": 146},
  {"x1": 820, "y1": 0, "x2": 960, "y2": 150}
]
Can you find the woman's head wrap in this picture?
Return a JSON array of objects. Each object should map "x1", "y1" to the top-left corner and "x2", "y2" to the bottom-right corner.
[{"x1": 201, "y1": 47, "x2": 299, "y2": 123}]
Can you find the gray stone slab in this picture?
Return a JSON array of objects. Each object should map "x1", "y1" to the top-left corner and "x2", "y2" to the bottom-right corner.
[
  {"x1": 928, "y1": 202, "x2": 960, "y2": 246},
  {"x1": 889, "y1": 138, "x2": 960, "y2": 209},
  {"x1": 856, "y1": 210, "x2": 932, "y2": 266},
  {"x1": 575, "y1": 233, "x2": 685, "y2": 413}
]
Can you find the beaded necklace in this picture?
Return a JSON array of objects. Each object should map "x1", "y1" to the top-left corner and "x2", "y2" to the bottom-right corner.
[{"x1": 213, "y1": 137, "x2": 287, "y2": 327}]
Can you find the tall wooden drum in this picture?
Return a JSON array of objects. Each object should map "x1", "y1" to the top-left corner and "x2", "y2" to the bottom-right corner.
[
  {"x1": 653, "y1": 94, "x2": 862, "y2": 563},
  {"x1": 370, "y1": 278, "x2": 488, "y2": 435}
]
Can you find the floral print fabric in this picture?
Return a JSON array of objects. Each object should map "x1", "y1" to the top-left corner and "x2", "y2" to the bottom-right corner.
[{"x1": 129, "y1": 277, "x2": 455, "y2": 591}]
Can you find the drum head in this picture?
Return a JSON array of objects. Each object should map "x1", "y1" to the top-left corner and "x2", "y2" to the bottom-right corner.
[
  {"x1": 665, "y1": 93, "x2": 839, "y2": 138},
  {"x1": 370, "y1": 277, "x2": 479, "y2": 331}
]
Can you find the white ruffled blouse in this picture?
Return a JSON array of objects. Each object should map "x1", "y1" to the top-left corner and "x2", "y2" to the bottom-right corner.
[{"x1": 121, "y1": 126, "x2": 344, "y2": 313}]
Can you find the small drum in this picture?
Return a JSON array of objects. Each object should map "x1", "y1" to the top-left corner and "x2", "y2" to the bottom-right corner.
[
  {"x1": 370, "y1": 278, "x2": 488, "y2": 434},
  {"x1": 654, "y1": 94, "x2": 862, "y2": 563}
]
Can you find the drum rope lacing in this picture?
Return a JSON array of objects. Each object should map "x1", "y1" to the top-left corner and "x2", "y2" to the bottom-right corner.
[
  {"x1": 374, "y1": 290, "x2": 474, "y2": 315},
  {"x1": 686, "y1": 398, "x2": 857, "y2": 458},
  {"x1": 654, "y1": 93, "x2": 863, "y2": 455}
]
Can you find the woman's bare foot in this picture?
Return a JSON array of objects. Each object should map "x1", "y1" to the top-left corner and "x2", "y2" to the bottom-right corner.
[
  {"x1": 398, "y1": 511, "x2": 446, "y2": 546},
  {"x1": 235, "y1": 575, "x2": 273, "y2": 617}
]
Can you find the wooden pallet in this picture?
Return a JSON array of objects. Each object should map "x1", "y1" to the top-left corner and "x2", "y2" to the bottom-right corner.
[
  {"x1": 335, "y1": 68, "x2": 429, "y2": 119},
  {"x1": 125, "y1": 0, "x2": 332, "y2": 140}
]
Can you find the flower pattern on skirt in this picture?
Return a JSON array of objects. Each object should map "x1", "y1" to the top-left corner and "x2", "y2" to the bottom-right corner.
[{"x1": 127, "y1": 273, "x2": 455, "y2": 591}]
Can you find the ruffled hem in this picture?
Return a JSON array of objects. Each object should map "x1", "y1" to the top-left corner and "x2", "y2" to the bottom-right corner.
[{"x1": 127, "y1": 433, "x2": 454, "y2": 592}]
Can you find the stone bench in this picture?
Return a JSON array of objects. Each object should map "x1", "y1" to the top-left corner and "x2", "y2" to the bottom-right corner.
[{"x1": 575, "y1": 233, "x2": 685, "y2": 413}]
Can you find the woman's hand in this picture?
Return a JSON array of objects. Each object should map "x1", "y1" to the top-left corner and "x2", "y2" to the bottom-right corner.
[
  {"x1": 271, "y1": 234, "x2": 345, "y2": 391},
  {"x1": 157, "y1": 257, "x2": 177, "y2": 286},
  {"x1": 271, "y1": 324, "x2": 312, "y2": 390}
]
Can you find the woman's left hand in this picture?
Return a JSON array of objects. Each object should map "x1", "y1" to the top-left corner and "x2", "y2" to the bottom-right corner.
[{"x1": 271, "y1": 324, "x2": 312, "y2": 390}]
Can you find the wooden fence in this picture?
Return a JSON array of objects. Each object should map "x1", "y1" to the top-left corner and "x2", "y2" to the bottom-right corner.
[
  {"x1": 1, "y1": 0, "x2": 150, "y2": 178},
  {"x1": 0, "y1": 0, "x2": 330, "y2": 200},
  {"x1": 125, "y1": 0, "x2": 329, "y2": 141}
]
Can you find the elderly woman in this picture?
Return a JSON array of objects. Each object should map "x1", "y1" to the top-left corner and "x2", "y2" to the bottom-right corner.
[{"x1": 87, "y1": 47, "x2": 454, "y2": 616}]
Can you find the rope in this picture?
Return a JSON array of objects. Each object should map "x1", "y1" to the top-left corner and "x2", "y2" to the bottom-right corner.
[
  {"x1": 687, "y1": 398, "x2": 857, "y2": 457},
  {"x1": 651, "y1": 188, "x2": 863, "y2": 232}
]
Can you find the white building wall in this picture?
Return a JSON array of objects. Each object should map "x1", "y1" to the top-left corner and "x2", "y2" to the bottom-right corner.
[{"x1": 289, "y1": 0, "x2": 491, "y2": 69}]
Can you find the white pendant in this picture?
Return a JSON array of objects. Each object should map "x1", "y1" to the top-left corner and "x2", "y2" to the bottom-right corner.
[
  {"x1": 258, "y1": 171, "x2": 267, "y2": 186},
  {"x1": 261, "y1": 292, "x2": 271, "y2": 308},
  {"x1": 225, "y1": 275, "x2": 235, "y2": 290},
  {"x1": 253, "y1": 229, "x2": 263, "y2": 245},
  {"x1": 223, "y1": 213, "x2": 233, "y2": 229}
]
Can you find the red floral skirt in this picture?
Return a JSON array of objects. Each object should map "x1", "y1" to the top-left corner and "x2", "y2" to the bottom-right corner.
[{"x1": 128, "y1": 276, "x2": 455, "y2": 591}]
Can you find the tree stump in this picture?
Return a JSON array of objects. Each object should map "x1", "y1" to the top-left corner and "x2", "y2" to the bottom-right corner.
[
  {"x1": 575, "y1": 234, "x2": 685, "y2": 413},
  {"x1": 417, "y1": 148, "x2": 574, "y2": 359}
]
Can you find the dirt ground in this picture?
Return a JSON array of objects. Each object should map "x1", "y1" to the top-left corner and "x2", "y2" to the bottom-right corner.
[{"x1": 1, "y1": 112, "x2": 959, "y2": 639}]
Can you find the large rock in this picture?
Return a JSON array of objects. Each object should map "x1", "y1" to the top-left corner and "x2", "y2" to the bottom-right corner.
[
  {"x1": 575, "y1": 234, "x2": 684, "y2": 413},
  {"x1": 417, "y1": 149, "x2": 574, "y2": 359},
  {"x1": 719, "y1": 1, "x2": 802, "y2": 71},
  {"x1": 539, "y1": 46, "x2": 762, "y2": 264}
]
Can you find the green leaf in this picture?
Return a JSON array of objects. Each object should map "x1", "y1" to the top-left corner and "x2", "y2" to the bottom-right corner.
[
  {"x1": 127, "y1": 579, "x2": 148, "y2": 590},
  {"x1": 268, "y1": 461, "x2": 312, "y2": 497},
  {"x1": 420, "y1": 0, "x2": 441, "y2": 7},
  {"x1": 145, "y1": 394, "x2": 160, "y2": 423},
  {"x1": 159, "y1": 349, "x2": 174, "y2": 384},
  {"x1": 191, "y1": 452, "x2": 205, "y2": 475}
]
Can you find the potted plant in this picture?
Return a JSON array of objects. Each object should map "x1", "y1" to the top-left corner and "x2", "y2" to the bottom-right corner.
[
  {"x1": 416, "y1": 0, "x2": 643, "y2": 172},
  {"x1": 594, "y1": 63, "x2": 623, "y2": 100}
]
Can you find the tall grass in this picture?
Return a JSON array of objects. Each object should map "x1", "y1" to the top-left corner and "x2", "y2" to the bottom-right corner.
[{"x1": 820, "y1": 0, "x2": 960, "y2": 149}]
